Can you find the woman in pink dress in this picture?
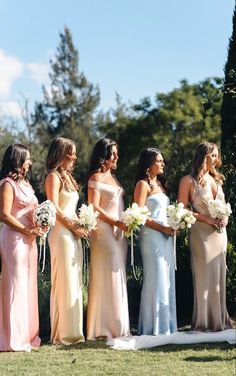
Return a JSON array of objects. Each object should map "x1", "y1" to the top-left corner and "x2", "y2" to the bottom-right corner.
[
  {"x1": 86, "y1": 138, "x2": 130, "y2": 340},
  {"x1": 0, "y1": 144, "x2": 45, "y2": 352}
]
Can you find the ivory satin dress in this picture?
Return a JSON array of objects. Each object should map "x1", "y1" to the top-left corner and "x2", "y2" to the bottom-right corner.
[
  {"x1": 190, "y1": 178, "x2": 232, "y2": 331},
  {"x1": 49, "y1": 187, "x2": 84, "y2": 344},
  {"x1": 0, "y1": 177, "x2": 40, "y2": 352},
  {"x1": 86, "y1": 181, "x2": 130, "y2": 340}
]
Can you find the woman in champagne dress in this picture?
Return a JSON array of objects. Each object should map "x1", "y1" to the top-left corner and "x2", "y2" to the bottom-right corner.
[
  {"x1": 86, "y1": 138, "x2": 130, "y2": 340},
  {"x1": 178, "y1": 142, "x2": 232, "y2": 331},
  {"x1": 0, "y1": 144, "x2": 45, "y2": 351},
  {"x1": 45, "y1": 137, "x2": 89, "y2": 345},
  {"x1": 133, "y1": 148, "x2": 177, "y2": 335}
]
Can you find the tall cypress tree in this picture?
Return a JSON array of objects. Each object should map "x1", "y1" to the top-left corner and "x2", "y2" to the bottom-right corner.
[
  {"x1": 220, "y1": 5, "x2": 236, "y2": 221},
  {"x1": 221, "y1": 5, "x2": 236, "y2": 148},
  {"x1": 32, "y1": 26, "x2": 100, "y2": 176}
]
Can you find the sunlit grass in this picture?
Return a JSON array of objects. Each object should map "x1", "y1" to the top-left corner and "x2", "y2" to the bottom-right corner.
[{"x1": 0, "y1": 340, "x2": 235, "y2": 376}]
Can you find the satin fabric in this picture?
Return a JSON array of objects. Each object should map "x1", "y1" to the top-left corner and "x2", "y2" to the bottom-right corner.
[
  {"x1": 86, "y1": 181, "x2": 130, "y2": 340},
  {"x1": 138, "y1": 192, "x2": 177, "y2": 335},
  {"x1": 0, "y1": 177, "x2": 40, "y2": 352},
  {"x1": 190, "y1": 178, "x2": 232, "y2": 331},
  {"x1": 49, "y1": 188, "x2": 84, "y2": 344}
]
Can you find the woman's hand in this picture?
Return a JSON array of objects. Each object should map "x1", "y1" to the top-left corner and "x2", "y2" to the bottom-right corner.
[
  {"x1": 71, "y1": 226, "x2": 89, "y2": 239},
  {"x1": 25, "y1": 226, "x2": 48, "y2": 237},
  {"x1": 162, "y1": 226, "x2": 176, "y2": 237},
  {"x1": 115, "y1": 220, "x2": 128, "y2": 232},
  {"x1": 200, "y1": 214, "x2": 220, "y2": 228}
]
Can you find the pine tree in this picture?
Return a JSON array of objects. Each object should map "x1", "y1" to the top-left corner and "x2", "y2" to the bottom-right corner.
[{"x1": 32, "y1": 26, "x2": 100, "y2": 177}]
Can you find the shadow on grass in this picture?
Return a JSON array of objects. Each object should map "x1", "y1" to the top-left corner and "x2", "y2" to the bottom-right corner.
[
  {"x1": 147, "y1": 343, "x2": 235, "y2": 353},
  {"x1": 184, "y1": 355, "x2": 236, "y2": 362},
  {"x1": 47, "y1": 340, "x2": 108, "y2": 351}
]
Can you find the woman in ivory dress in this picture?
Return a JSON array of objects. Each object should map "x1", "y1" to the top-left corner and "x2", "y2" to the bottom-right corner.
[
  {"x1": 86, "y1": 138, "x2": 130, "y2": 340},
  {"x1": 45, "y1": 137, "x2": 89, "y2": 345},
  {"x1": 178, "y1": 142, "x2": 232, "y2": 331},
  {"x1": 0, "y1": 144, "x2": 46, "y2": 351},
  {"x1": 133, "y1": 148, "x2": 177, "y2": 335}
]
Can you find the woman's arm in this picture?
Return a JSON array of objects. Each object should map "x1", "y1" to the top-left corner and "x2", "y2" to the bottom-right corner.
[
  {"x1": 88, "y1": 184, "x2": 127, "y2": 231},
  {"x1": 45, "y1": 173, "x2": 88, "y2": 238},
  {"x1": 178, "y1": 175, "x2": 219, "y2": 227},
  {"x1": 133, "y1": 180, "x2": 174, "y2": 236},
  {"x1": 0, "y1": 182, "x2": 45, "y2": 236}
]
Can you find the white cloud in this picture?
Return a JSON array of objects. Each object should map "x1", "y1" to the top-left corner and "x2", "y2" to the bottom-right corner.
[
  {"x1": 26, "y1": 62, "x2": 49, "y2": 84},
  {"x1": 0, "y1": 49, "x2": 23, "y2": 97},
  {"x1": 0, "y1": 100, "x2": 22, "y2": 119}
]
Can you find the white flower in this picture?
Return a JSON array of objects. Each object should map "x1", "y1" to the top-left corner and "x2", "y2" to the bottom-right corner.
[
  {"x1": 77, "y1": 204, "x2": 99, "y2": 231},
  {"x1": 207, "y1": 199, "x2": 232, "y2": 220},
  {"x1": 166, "y1": 202, "x2": 196, "y2": 231},
  {"x1": 121, "y1": 203, "x2": 150, "y2": 237},
  {"x1": 33, "y1": 200, "x2": 56, "y2": 228}
]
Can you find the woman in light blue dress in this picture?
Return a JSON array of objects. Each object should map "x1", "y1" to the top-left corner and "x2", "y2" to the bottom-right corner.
[{"x1": 133, "y1": 148, "x2": 177, "y2": 335}]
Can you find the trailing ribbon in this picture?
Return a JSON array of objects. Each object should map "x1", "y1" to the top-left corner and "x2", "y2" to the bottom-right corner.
[
  {"x1": 173, "y1": 235, "x2": 177, "y2": 270},
  {"x1": 38, "y1": 233, "x2": 47, "y2": 273},
  {"x1": 130, "y1": 230, "x2": 139, "y2": 280}
]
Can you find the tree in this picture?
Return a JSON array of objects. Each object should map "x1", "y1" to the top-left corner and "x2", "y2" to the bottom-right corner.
[
  {"x1": 221, "y1": 5, "x2": 236, "y2": 148},
  {"x1": 220, "y1": 4, "x2": 236, "y2": 221},
  {"x1": 32, "y1": 26, "x2": 100, "y2": 184}
]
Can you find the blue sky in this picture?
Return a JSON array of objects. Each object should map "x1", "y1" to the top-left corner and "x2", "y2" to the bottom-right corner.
[{"x1": 0, "y1": 0, "x2": 235, "y2": 119}]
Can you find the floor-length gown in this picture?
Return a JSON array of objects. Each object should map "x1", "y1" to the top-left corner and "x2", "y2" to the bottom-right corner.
[
  {"x1": 0, "y1": 177, "x2": 40, "y2": 352},
  {"x1": 190, "y1": 178, "x2": 232, "y2": 331},
  {"x1": 49, "y1": 188, "x2": 84, "y2": 344},
  {"x1": 138, "y1": 192, "x2": 177, "y2": 335},
  {"x1": 87, "y1": 181, "x2": 130, "y2": 340}
]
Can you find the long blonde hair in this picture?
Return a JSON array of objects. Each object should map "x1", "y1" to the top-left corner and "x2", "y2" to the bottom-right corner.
[
  {"x1": 192, "y1": 142, "x2": 224, "y2": 185},
  {"x1": 46, "y1": 137, "x2": 79, "y2": 191}
]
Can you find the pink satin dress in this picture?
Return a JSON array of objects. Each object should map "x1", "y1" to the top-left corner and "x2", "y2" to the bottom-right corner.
[
  {"x1": 86, "y1": 180, "x2": 130, "y2": 340},
  {"x1": 0, "y1": 177, "x2": 40, "y2": 352}
]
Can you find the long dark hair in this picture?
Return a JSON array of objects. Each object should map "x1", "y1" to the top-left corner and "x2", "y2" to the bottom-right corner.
[
  {"x1": 0, "y1": 144, "x2": 30, "y2": 181},
  {"x1": 192, "y1": 142, "x2": 224, "y2": 185},
  {"x1": 134, "y1": 147, "x2": 166, "y2": 190},
  {"x1": 46, "y1": 137, "x2": 78, "y2": 190},
  {"x1": 85, "y1": 137, "x2": 118, "y2": 197},
  {"x1": 87, "y1": 137, "x2": 118, "y2": 180}
]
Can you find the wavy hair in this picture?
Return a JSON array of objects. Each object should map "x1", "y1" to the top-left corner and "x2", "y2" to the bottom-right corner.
[
  {"x1": 0, "y1": 144, "x2": 30, "y2": 181},
  {"x1": 192, "y1": 142, "x2": 224, "y2": 185},
  {"x1": 46, "y1": 137, "x2": 79, "y2": 191}
]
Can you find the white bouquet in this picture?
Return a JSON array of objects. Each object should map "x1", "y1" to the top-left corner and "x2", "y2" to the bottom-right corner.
[
  {"x1": 166, "y1": 202, "x2": 196, "y2": 230},
  {"x1": 207, "y1": 199, "x2": 232, "y2": 232},
  {"x1": 121, "y1": 202, "x2": 150, "y2": 237},
  {"x1": 33, "y1": 200, "x2": 56, "y2": 272},
  {"x1": 77, "y1": 203, "x2": 99, "y2": 286},
  {"x1": 121, "y1": 203, "x2": 150, "y2": 280},
  {"x1": 77, "y1": 203, "x2": 99, "y2": 232},
  {"x1": 33, "y1": 200, "x2": 57, "y2": 228}
]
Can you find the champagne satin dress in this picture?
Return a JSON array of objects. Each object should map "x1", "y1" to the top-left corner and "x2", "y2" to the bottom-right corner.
[
  {"x1": 190, "y1": 178, "x2": 232, "y2": 331},
  {"x1": 0, "y1": 177, "x2": 40, "y2": 351},
  {"x1": 49, "y1": 187, "x2": 84, "y2": 344},
  {"x1": 86, "y1": 181, "x2": 130, "y2": 340}
]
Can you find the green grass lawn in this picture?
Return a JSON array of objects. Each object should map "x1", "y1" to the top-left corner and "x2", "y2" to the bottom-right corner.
[{"x1": 0, "y1": 340, "x2": 235, "y2": 376}]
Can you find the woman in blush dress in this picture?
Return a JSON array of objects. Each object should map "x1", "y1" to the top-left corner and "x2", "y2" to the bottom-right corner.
[
  {"x1": 45, "y1": 137, "x2": 88, "y2": 345},
  {"x1": 178, "y1": 142, "x2": 232, "y2": 331},
  {"x1": 86, "y1": 137, "x2": 130, "y2": 340},
  {"x1": 133, "y1": 148, "x2": 177, "y2": 335},
  {"x1": 0, "y1": 144, "x2": 46, "y2": 352}
]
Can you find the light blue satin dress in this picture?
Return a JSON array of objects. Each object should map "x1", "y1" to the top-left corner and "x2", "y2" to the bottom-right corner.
[{"x1": 138, "y1": 192, "x2": 177, "y2": 335}]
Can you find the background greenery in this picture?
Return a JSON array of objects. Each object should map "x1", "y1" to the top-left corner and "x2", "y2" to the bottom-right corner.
[{"x1": 0, "y1": 7, "x2": 236, "y2": 340}]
